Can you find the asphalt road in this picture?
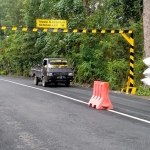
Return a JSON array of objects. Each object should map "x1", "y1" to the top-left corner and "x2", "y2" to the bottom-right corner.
[{"x1": 0, "y1": 76, "x2": 150, "y2": 150}]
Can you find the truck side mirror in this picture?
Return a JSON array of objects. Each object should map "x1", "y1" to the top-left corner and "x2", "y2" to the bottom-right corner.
[{"x1": 44, "y1": 65, "x2": 47, "y2": 68}]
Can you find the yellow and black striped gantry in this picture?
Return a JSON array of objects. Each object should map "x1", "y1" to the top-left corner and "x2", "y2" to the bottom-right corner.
[{"x1": 0, "y1": 26, "x2": 136, "y2": 94}]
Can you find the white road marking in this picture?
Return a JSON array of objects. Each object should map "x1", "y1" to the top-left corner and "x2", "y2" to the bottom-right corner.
[
  {"x1": 0, "y1": 79, "x2": 87, "y2": 104},
  {"x1": 1, "y1": 79, "x2": 150, "y2": 124},
  {"x1": 108, "y1": 110, "x2": 150, "y2": 124}
]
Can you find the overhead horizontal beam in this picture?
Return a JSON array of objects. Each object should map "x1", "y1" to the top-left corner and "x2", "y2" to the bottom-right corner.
[{"x1": 0, "y1": 26, "x2": 133, "y2": 34}]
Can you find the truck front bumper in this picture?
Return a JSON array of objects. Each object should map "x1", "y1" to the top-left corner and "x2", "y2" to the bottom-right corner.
[{"x1": 46, "y1": 76, "x2": 73, "y2": 83}]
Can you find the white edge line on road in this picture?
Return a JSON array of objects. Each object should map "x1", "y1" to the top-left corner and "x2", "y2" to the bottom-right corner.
[
  {"x1": 1, "y1": 79, "x2": 150, "y2": 124},
  {"x1": 108, "y1": 110, "x2": 150, "y2": 124},
  {"x1": 0, "y1": 79, "x2": 87, "y2": 104}
]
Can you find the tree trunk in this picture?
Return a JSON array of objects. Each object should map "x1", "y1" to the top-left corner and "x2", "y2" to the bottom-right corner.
[
  {"x1": 143, "y1": 0, "x2": 150, "y2": 57},
  {"x1": 82, "y1": 0, "x2": 89, "y2": 15}
]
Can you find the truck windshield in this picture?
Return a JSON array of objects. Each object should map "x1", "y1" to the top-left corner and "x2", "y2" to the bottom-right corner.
[{"x1": 49, "y1": 60, "x2": 69, "y2": 68}]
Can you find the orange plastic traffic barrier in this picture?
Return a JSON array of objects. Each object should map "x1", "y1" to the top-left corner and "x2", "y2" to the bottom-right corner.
[
  {"x1": 88, "y1": 81, "x2": 113, "y2": 110},
  {"x1": 88, "y1": 81, "x2": 101, "y2": 107}
]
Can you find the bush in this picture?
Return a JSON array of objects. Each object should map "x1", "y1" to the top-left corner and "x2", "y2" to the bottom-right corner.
[
  {"x1": 107, "y1": 59, "x2": 129, "y2": 90},
  {"x1": 136, "y1": 85, "x2": 150, "y2": 96},
  {"x1": 0, "y1": 70, "x2": 7, "y2": 75}
]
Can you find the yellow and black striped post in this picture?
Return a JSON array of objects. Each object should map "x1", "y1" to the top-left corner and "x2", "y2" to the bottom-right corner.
[
  {"x1": 121, "y1": 32, "x2": 136, "y2": 94},
  {"x1": 0, "y1": 26, "x2": 136, "y2": 94}
]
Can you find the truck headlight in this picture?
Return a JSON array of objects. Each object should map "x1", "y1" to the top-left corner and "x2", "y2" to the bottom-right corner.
[
  {"x1": 68, "y1": 73, "x2": 73, "y2": 76},
  {"x1": 47, "y1": 73, "x2": 53, "y2": 76}
]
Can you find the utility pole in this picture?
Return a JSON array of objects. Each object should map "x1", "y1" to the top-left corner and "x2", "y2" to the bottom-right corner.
[{"x1": 143, "y1": 0, "x2": 150, "y2": 57}]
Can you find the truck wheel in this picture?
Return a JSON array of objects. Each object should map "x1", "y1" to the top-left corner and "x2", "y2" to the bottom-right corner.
[
  {"x1": 54, "y1": 82, "x2": 58, "y2": 87},
  {"x1": 34, "y1": 76, "x2": 38, "y2": 85},
  {"x1": 65, "y1": 81, "x2": 70, "y2": 87},
  {"x1": 42, "y1": 77, "x2": 47, "y2": 87}
]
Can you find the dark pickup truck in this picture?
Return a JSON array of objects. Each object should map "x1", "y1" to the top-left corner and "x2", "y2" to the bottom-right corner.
[{"x1": 30, "y1": 58, "x2": 73, "y2": 87}]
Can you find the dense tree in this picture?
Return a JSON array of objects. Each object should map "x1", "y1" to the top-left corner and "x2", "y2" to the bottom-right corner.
[
  {"x1": 0, "y1": 0, "x2": 24, "y2": 26},
  {"x1": 122, "y1": 0, "x2": 143, "y2": 23},
  {"x1": 0, "y1": 0, "x2": 147, "y2": 92}
]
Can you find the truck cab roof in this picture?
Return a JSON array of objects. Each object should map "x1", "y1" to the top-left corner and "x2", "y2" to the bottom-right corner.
[{"x1": 44, "y1": 58, "x2": 67, "y2": 61}]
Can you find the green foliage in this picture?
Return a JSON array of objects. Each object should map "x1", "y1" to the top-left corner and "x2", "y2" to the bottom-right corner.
[
  {"x1": 130, "y1": 20, "x2": 144, "y2": 59},
  {"x1": 76, "y1": 61, "x2": 93, "y2": 83},
  {"x1": 122, "y1": 0, "x2": 143, "y2": 24},
  {"x1": 134, "y1": 58, "x2": 145, "y2": 87},
  {"x1": 0, "y1": 0, "x2": 146, "y2": 95},
  {"x1": 136, "y1": 85, "x2": 150, "y2": 96},
  {"x1": 24, "y1": 0, "x2": 42, "y2": 27},
  {"x1": 0, "y1": 0, "x2": 25, "y2": 26},
  {"x1": 54, "y1": 0, "x2": 85, "y2": 28},
  {"x1": 107, "y1": 59, "x2": 129, "y2": 90},
  {"x1": 0, "y1": 70, "x2": 7, "y2": 75}
]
